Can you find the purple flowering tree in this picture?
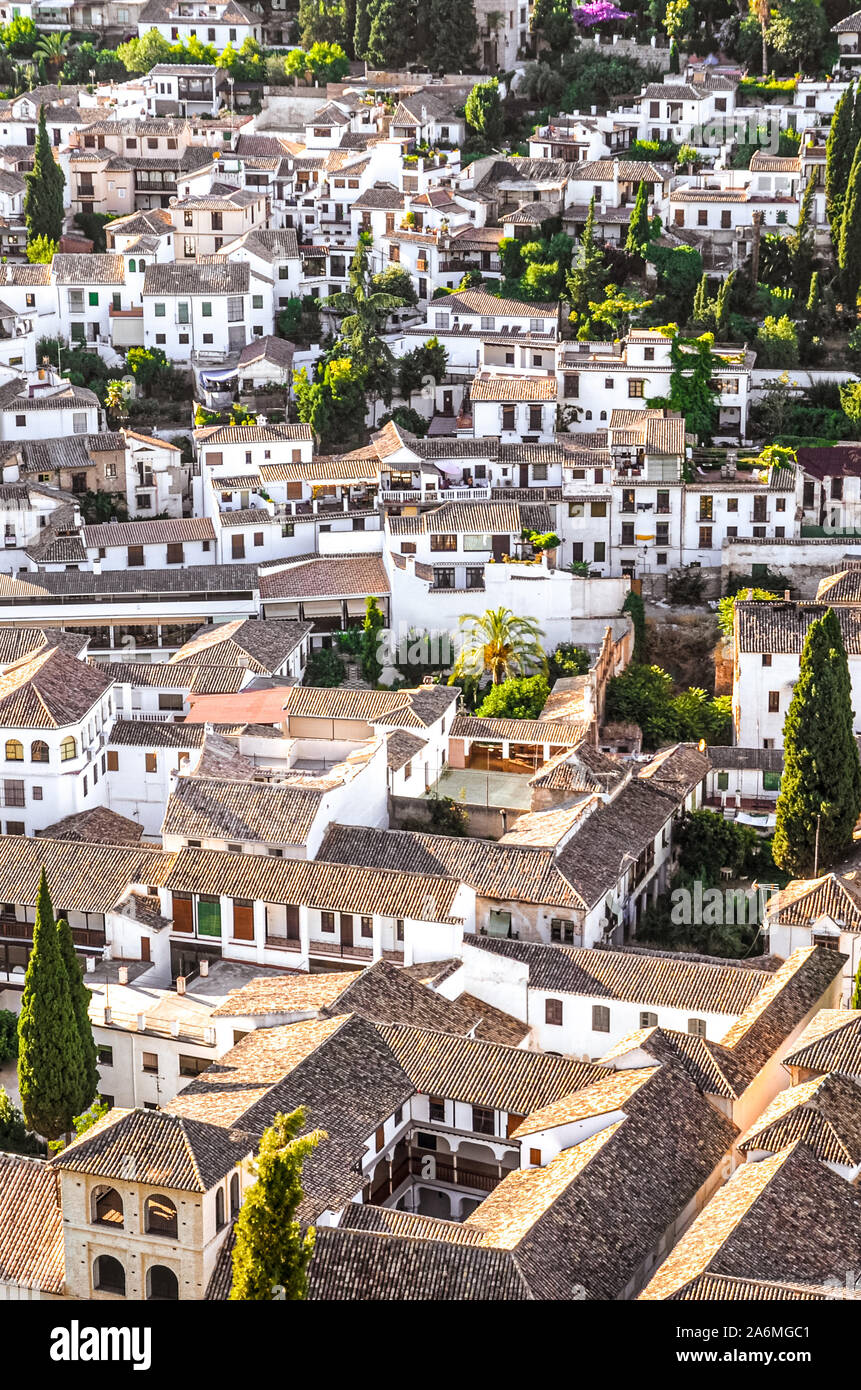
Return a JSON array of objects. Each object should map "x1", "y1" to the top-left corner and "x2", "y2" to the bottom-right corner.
[{"x1": 573, "y1": 2, "x2": 633, "y2": 25}]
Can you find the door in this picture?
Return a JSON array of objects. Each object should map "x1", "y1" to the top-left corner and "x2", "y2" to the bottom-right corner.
[
  {"x1": 140, "y1": 937, "x2": 151, "y2": 963},
  {"x1": 340, "y1": 913, "x2": 353, "y2": 951},
  {"x1": 518, "y1": 464, "x2": 529, "y2": 488},
  {"x1": 443, "y1": 390, "x2": 453, "y2": 416},
  {"x1": 492, "y1": 534, "x2": 508, "y2": 561}
]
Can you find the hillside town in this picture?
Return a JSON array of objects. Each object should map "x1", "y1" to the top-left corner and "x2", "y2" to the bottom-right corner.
[{"x1": 2, "y1": 0, "x2": 861, "y2": 1325}]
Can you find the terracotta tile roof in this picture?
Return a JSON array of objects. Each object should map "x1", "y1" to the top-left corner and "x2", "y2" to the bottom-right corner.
[
  {"x1": 82, "y1": 517, "x2": 214, "y2": 549},
  {"x1": 280, "y1": 683, "x2": 454, "y2": 727},
  {"x1": 36, "y1": 805, "x2": 144, "y2": 845},
  {"x1": 209, "y1": 972, "x2": 359, "y2": 1017},
  {"x1": 258, "y1": 554, "x2": 389, "y2": 600},
  {"x1": 7, "y1": 563, "x2": 259, "y2": 599},
  {"x1": 258, "y1": 456, "x2": 378, "y2": 483},
  {"x1": 468, "y1": 935, "x2": 771, "y2": 1014},
  {"x1": 306, "y1": 1225, "x2": 533, "y2": 1300},
  {"x1": 500, "y1": 798, "x2": 598, "y2": 847},
  {"x1": 386, "y1": 728, "x2": 427, "y2": 769},
  {"x1": 442, "y1": 288, "x2": 560, "y2": 319},
  {"x1": 162, "y1": 775, "x2": 323, "y2": 847},
  {"x1": 816, "y1": 568, "x2": 861, "y2": 603},
  {"x1": 738, "y1": 1072, "x2": 861, "y2": 1165},
  {"x1": 109, "y1": 717, "x2": 207, "y2": 749},
  {"x1": 511, "y1": 1066, "x2": 660, "y2": 1137},
  {"x1": 783, "y1": 1009, "x2": 861, "y2": 1077},
  {"x1": 169, "y1": 617, "x2": 310, "y2": 674},
  {"x1": 553, "y1": 780, "x2": 680, "y2": 906},
  {"x1": 143, "y1": 261, "x2": 249, "y2": 296},
  {"x1": 0, "y1": 833, "x2": 171, "y2": 912},
  {"x1": 0, "y1": 1154, "x2": 64, "y2": 1294},
  {"x1": 766, "y1": 872, "x2": 861, "y2": 933},
  {"x1": 0, "y1": 627, "x2": 88, "y2": 667},
  {"x1": 671, "y1": 1272, "x2": 840, "y2": 1300},
  {"x1": 52, "y1": 253, "x2": 125, "y2": 285},
  {"x1": 164, "y1": 847, "x2": 465, "y2": 922},
  {"x1": 0, "y1": 645, "x2": 113, "y2": 728},
  {"x1": 639, "y1": 1143, "x2": 861, "y2": 1300},
  {"x1": 529, "y1": 744, "x2": 626, "y2": 793},
  {"x1": 388, "y1": 499, "x2": 552, "y2": 536},
  {"x1": 469, "y1": 373, "x2": 558, "y2": 403},
  {"x1": 342, "y1": 1205, "x2": 486, "y2": 1245},
  {"x1": 636, "y1": 742, "x2": 711, "y2": 797},
  {"x1": 195, "y1": 422, "x2": 312, "y2": 444},
  {"x1": 51, "y1": 1107, "x2": 253, "y2": 1192},
  {"x1": 95, "y1": 661, "x2": 246, "y2": 695},
  {"x1": 736, "y1": 599, "x2": 861, "y2": 654},
  {"x1": 608, "y1": 408, "x2": 686, "y2": 454},
  {"x1": 316, "y1": 823, "x2": 583, "y2": 910}
]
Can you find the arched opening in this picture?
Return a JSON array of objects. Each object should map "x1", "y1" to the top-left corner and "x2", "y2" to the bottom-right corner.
[
  {"x1": 128, "y1": 258, "x2": 136, "y2": 272},
  {"x1": 215, "y1": 1188, "x2": 225, "y2": 1230},
  {"x1": 144, "y1": 1193, "x2": 178, "y2": 1238},
  {"x1": 146, "y1": 1264, "x2": 178, "y2": 1300},
  {"x1": 31, "y1": 740, "x2": 49, "y2": 763},
  {"x1": 5, "y1": 739, "x2": 22, "y2": 761},
  {"x1": 229, "y1": 1172, "x2": 240, "y2": 1218},
  {"x1": 94, "y1": 1254, "x2": 125, "y2": 1294},
  {"x1": 91, "y1": 1185, "x2": 124, "y2": 1228},
  {"x1": 60, "y1": 736, "x2": 77, "y2": 762}
]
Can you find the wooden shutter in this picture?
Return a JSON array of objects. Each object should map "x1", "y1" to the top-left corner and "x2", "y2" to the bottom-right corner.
[
  {"x1": 285, "y1": 904, "x2": 300, "y2": 940},
  {"x1": 286, "y1": 481, "x2": 302, "y2": 499},
  {"x1": 171, "y1": 892, "x2": 193, "y2": 934},
  {"x1": 232, "y1": 900, "x2": 254, "y2": 941}
]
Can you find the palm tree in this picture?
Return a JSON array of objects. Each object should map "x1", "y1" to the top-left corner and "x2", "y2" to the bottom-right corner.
[
  {"x1": 452, "y1": 607, "x2": 547, "y2": 686},
  {"x1": 33, "y1": 32, "x2": 70, "y2": 81},
  {"x1": 323, "y1": 232, "x2": 406, "y2": 420},
  {"x1": 753, "y1": 0, "x2": 769, "y2": 77}
]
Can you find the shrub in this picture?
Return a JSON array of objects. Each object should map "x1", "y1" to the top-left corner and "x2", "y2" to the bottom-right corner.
[
  {"x1": 548, "y1": 643, "x2": 590, "y2": 678},
  {"x1": 427, "y1": 795, "x2": 469, "y2": 836},
  {"x1": 476, "y1": 674, "x2": 550, "y2": 721},
  {"x1": 303, "y1": 648, "x2": 345, "y2": 686},
  {"x1": 0, "y1": 1009, "x2": 17, "y2": 1063}
]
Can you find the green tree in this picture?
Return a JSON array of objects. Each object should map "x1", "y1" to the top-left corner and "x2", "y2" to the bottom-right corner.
[
  {"x1": 530, "y1": 0, "x2": 574, "y2": 54},
  {"x1": 565, "y1": 196, "x2": 606, "y2": 321},
  {"x1": 789, "y1": 171, "x2": 816, "y2": 292},
  {"x1": 0, "y1": 15, "x2": 37, "y2": 55},
  {"x1": 625, "y1": 179, "x2": 651, "y2": 256},
  {"x1": 464, "y1": 78, "x2": 504, "y2": 148},
  {"x1": 452, "y1": 607, "x2": 547, "y2": 686},
  {"x1": 365, "y1": 0, "x2": 417, "y2": 67},
  {"x1": 56, "y1": 916, "x2": 98, "y2": 1117},
  {"x1": 25, "y1": 107, "x2": 65, "y2": 247},
  {"x1": 0, "y1": 1088, "x2": 44, "y2": 1156},
  {"x1": 116, "y1": 28, "x2": 174, "y2": 73},
  {"x1": 425, "y1": 0, "x2": 478, "y2": 71},
  {"x1": 360, "y1": 595, "x2": 385, "y2": 682},
  {"x1": 548, "y1": 643, "x2": 591, "y2": 678},
  {"x1": 839, "y1": 140, "x2": 861, "y2": 310},
  {"x1": 371, "y1": 263, "x2": 417, "y2": 306},
  {"x1": 852, "y1": 956, "x2": 861, "y2": 1009},
  {"x1": 33, "y1": 30, "x2": 69, "y2": 80},
  {"x1": 229, "y1": 1108, "x2": 324, "y2": 1301},
  {"x1": 354, "y1": 0, "x2": 372, "y2": 55},
  {"x1": 660, "y1": 334, "x2": 719, "y2": 443},
  {"x1": 752, "y1": 0, "x2": 769, "y2": 75},
  {"x1": 293, "y1": 357, "x2": 368, "y2": 452},
  {"x1": 766, "y1": 0, "x2": 829, "y2": 73},
  {"x1": 828, "y1": 84, "x2": 856, "y2": 246},
  {"x1": 476, "y1": 673, "x2": 550, "y2": 720},
  {"x1": 26, "y1": 234, "x2": 56, "y2": 264},
  {"x1": 714, "y1": 271, "x2": 734, "y2": 336},
  {"x1": 773, "y1": 608, "x2": 861, "y2": 876},
  {"x1": 126, "y1": 346, "x2": 169, "y2": 394},
  {"x1": 324, "y1": 233, "x2": 406, "y2": 412},
  {"x1": 692, "y1": 273, "x2": 709, "y2": 326},
  {"x1": 286, "y1": 40, "x2": 350, "y2": 83},
  {"x1": 17, "y1": 870, "x2": 88, "y2": 1142},
  {"x1": 755, "y1": 314, "x2": 799, "y2": 368},
  {"x1": 298, "y1": 0, "x2": 347, "y2": 47}
]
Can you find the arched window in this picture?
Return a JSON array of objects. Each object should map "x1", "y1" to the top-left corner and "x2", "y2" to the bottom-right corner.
[
  {"x1": 600, "y1": 411, "x2": 607, "y2": 421},
  {"x1": 144, "y1": 1193, "x2": 178, "y2": 1238},
  {"x1": 215, "y1": 1188, "x2": 225, "y2": 1230},
  {"x1": 94, "y1": 1254, "x2": 125, "y2": 1295},
  {"x1": 31, "y1": 740, "x2": 49, "y2": 763},
  {"x1": 139, "y1": 259, "x2": 146, "y2": 270},
  {"x1": 585, "y1": 410, "x2": 593, "y2": 421},
  {"x1": 5, "y1": 739, "x2": 22, "y2": 761},
  {"x1": 92, "y1": 1185, "x2": 124, "y2": 1227},
  {"x1": 146, "y1": 1264, "x2": 178, "y2": 1300},
  {"x1": 128, "y1": 258, "x2": 136, "y2": 272},
  {"x1": 60, "y1": 736, "x2": 77, "y2": 762},
  {"x1": 229, "y1": 1172, "x2": 240, "y2": 1218}
]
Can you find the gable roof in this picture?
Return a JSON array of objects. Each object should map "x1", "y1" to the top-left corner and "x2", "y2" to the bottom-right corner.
[
  {"x1": 782, "y1": 1009, "x2": 861, "y2": 1077},
  {"x1": 162, "y1": 775, "x2": 324, "y2": 847},
  {"x1": 0, "y1": 644, "x2": 113, "y2": 728},
  {"x1": 738, "y1": 1072, "x2": 861, "y2": 1166},
  {"x1": 51, "y1": 1107, "x2": 254, "y2": 1192},
  {"x1": 169, "y1": 617, "x2": 310, "y2": 673}
]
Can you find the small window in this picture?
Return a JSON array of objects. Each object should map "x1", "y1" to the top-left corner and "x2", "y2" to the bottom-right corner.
[
  {"x1": 687, "y1": 1018, "x2": 707, "y2": 1039},
  {"x1": 429, "y1": 1096, "x2": 445, "y2": 1122},
  {"x1": 179, "y1": 1054, "x2": 209, "y2": 1077},
  {"x1": 145, "y1": 752, "x2": 157, "y2": 773},
  {"x1": 4, "y1": 740, "x2": 22, "y2": 761},
  {"x1": 592, "y1": 1004, "x2": 610, "y2": 1033},
  {"x1": 762, "y1": 653, "x2": 772, "y2": 667},
  {"x1": 717, "y1": 771, "x2": 729, "y2": 790},
  {"x1": 60, "y1": 736, "x2": 77, "y2": 762},
  {"x1": 321, "y1": 910, "x2": 335, "y2": 933},
  {"x1": 107, "y1": 750, "x2": 119, "y2": 772},
  {"x1": 141, "y1": 1051, "x2": 158, "y2": 1073},
  {"x1": 472, "y1": 1105, "x2": 495, "y2": 1135},
  {"x1": 639, "y1": 1011, "x2": 658, "y2": 1029},
  {"x1": 529, "y1": 1148, "x2": 541, "y2": 1166},
  {"x1": 768, "y1": 691, "x2": 780, "y2": 713},
  {"x1": 545, "y1": 997, "x2": 563, "y2": 1026},
  {"x1": 97, "y1": 1045, "x2": 113, "y2": 1066}
]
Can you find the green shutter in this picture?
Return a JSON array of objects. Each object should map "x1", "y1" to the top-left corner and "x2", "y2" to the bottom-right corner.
[{"x1": 196, "y1": 898, "x2": 221, "y2": 937}]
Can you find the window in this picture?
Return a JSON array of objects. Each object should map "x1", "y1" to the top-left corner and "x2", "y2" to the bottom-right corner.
[
  {"x1": 590, "y1": 500, "x2": 607, "y2": 518},
  {"x1": 107, "y1": 750, "x2": 119, "y2": 772},
  {"x1": 699, "y1": 495, "x2": 713, "y2": 521},
  {"x1": 252, "y1": 294, "x2": 263, "y2": 309},
  {"x1": 501, "y1": 404, "x2": 516, "y2": 431},
  {"x1": 202, "y1": 302, "x2": 212, "y2": 317},
  {"x1": 60, "y1": 736, "x2": 77, "y2": 762},
  {"x1": 545, "y1": 997, "x2": 563, "y2": 1025},
  {"x1": 430, "y1": 534, "x2": 457, "y2": 551},
  {"x1": 360, "y1": 915, "x2": 373, "y2": 938},
  {"x1": 230, "y1": 1173, "x2": 240, "y2": 1218},
  {"x1": 763, "y1": 770, "x2": 781, "y2": 792},
  {"x1": 768, "y1": 691, "x2": 780, "y2": 713},
  {"x1": 628, "y1": 379, "x2": 645, "y2": 397},
  {"x1": 640, "y1": 1011, "x2": 658, "y2": 1028},
  {"x1": 699, "y1": 526, "x2": 713, "y2": 548},
  {"x1": 721, "y1": 209, "x2": 732, "y2": 229},
  {"x1": 688, "y1": 1018, "x2": 707, "y2": 1038},
  {"x1": 145, "y1": 1194, "x2": 178, "y2": 1237},
  {"x1": 528, "y1": 404, "x2": 543, "y2": 431},
  {"x1": 166, "y1": 542, "x2": 183, "y2": 565},
  {"x1": 621, "y1": 523, "x2": 635, "y2": 547},
  {"x1": 179, "y1": 1054, "x2": 209, "y2": 1077},
  {"x1": 142, "y1": 1051, "x2": 158, "y2": 1073},
  {"x1": 4, "y1": 739, "x2": 22, "y2": 761},
  {"x1": 717, "y1": 771, "x2": 729, "y2": 790},
  {"x1": 592, "y1": 1004, "x2": 610, "y2": 1032},
  {"x1": 197, "y1": 896, "x2": 221, "y2": 938},
  {"x1": 146, "y1": 1265, "x2": 178, "y2": 1301},
  {"x1": 128, "y1": 545, "x2": 144, "y2": 567},
  {"x1": 471, "y1": 1105, "x2": 495, "y2": 1135},
  {"x1": 321, "y1": 910, "x2": 335, "y2": 933},
  {"x1": 697, "y1": 209, "x2": 708, "y2": 227},
  {"x1": 4, "y1": 781, "x2": 24, "y2": 808},
  {"x1": 154, "y1": 302, "x2": 166, "y2": 318},
  {"x1": 529, "y1": 1148, "x2": 541, "y2": 1166},
  {"x1": 429, "y1": 1096, "x2": 445, "y2": 1122},
  {"x1": 231, "y1": 535, "x2": 245, "y2": 560},
  {"x1": 92, "y1": 1185, "x2": 123, "y2": 1227},
  {"x1": 94, "y1": 1255, "x2": 125, "y2": 1295},
  {"x1": 145, "y1": 752, "x2": 157, "y2": 773},
  {"x1": 97, "y1": 1045, "x2": 113, "y2": 1066}
]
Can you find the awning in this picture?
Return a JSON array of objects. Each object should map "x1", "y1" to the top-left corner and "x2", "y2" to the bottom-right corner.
[{"x1": 200, "y1": 367, "x2": 239, "y2": 386}]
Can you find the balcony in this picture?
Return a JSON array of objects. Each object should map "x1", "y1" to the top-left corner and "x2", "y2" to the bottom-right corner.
[
  {"x1": 263, "y1": 935, "x2": 302, "y2": 952},
  {"x1": 0, "y1": 916, "x2": 105, "y2": 950},
  {"x1": 309, "y1": 938, "x2": 373, "y2": 962}
]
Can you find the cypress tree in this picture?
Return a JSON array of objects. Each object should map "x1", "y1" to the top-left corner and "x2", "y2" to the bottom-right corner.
[
  {"x1": 692, "y1": 273, "x2": 709, "y2": 325},
  {"x1": 714, "y1": 271, "x2": 734, "y2": 336},
  {"x1": 24, "y1": 106, "x2": 65, "y2": 247},
  {"x1": 806, "y1": 268, "x2": 820, "y2": 327},
  {"x1": 353, "y1": 0, "x2": 371, "y2": 57},
  {"x1": 773, "y1": 608, "x2": 861, "y2": 877},
  {"x1": 826, "y1": 83, "x2": 854, "y2": 245},
  {"x1": 56, "y1": 915, "x2": 99, "y2": 1116},
  {"x1": 625, "y1": 179, "x2": 651, "y2": 256},
  {"x1": 852, "y1": 956, "x2": 861, "y2": 1010},
  {"x1": 365, "y1": 0, "x2": 416, "y2": 69},
  {"x1": 790, "y1": 171, "x2": 816, "y2": 291},
  {"x1": 425, "y1": 0, "x2": 478, "y2": 73},
  {"x1": 17, "y1": 870, "x2": 88, "y2": 1141},
  {"x1": 565, "y1": 196, "x2": 605, "y2": 320},
  {"x1": 854, "y1": 81, "x2": 861, "y2": 148},
  {"x1": 839, "y1": 141, "x2": 861, "y2": 310},
  {"x1": 230, "y1": 1109, "x2": 324, "y2": 1301}
]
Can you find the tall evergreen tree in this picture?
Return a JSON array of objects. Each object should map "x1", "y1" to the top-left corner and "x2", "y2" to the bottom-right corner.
[
  {"x1": 353, "y1": 0, "x2": 371, "y2": 57},
  {"x1": 852, "y1": 956, "x2": 861, "y2": 1010},
  {"x1": 341, "y1": 0, "x2": 356, "y2": 56},
  {"x1": 464, "y1": 77, "x2": 504, "y2": 147},
  {"x1": 773, "y1": 608, "x2": 861, "y2": 877},
  {"x1": 624, "y1": 179, "x2": 651, "y2": 256},
  {"x1": 17, "y1": 870, "x2": 88, "y2": 1141},
  {"x1": 24, "y1": 106, "x2": 65, "y2": 246},
  {"x1": 838, "y1": 141, "x2": 861, "y2": 310},
  {"x1": 789, "y1": 170, "x2": 816, "y2": 291},
  {"x1": 297, "y1": 0, "x2": 346, "y2": 48},
  {"x1": 425, "y1": 0, "x2": 478, "y2": 73},
  {"x1": 56, "y1": 915, "x2": 98, "y2": 1116},
  {"x1": 826, "y1": 84, "x2": 854, "y2": 245},
  {"x1": 714, "y1": 271, "x2": 734, "y2": 336},
  {"x1": 565, "y1": 196, "x2": 606, "y2": 320},
  {"x1": 230, "y1": 1108, "x2": 323, "y2": 1301},
  {"x1": 692, "y1": 272, "x2": 709, "y2": 325},
  {"x1": 365, "y1": 0, "x2": 416, "y2": 68}
]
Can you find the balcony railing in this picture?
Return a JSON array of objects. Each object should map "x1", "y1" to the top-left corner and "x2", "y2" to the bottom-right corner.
[
  {"x1": 0, "y1": 916, "x2": 105, "y2": 949},
  {"x1": 309, "y1": 938, "x2": 373, "y2": 961},
  {"x1": 263, "y1": 935, "x2": 302, "y2": 952}
]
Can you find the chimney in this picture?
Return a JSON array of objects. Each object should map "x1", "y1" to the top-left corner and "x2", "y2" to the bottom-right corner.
[{"x1": 176, "y1": 975, "x2": 187, "y2": 995}]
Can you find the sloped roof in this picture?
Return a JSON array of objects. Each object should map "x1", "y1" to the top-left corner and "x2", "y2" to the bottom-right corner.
[
  {"x1": 0, "y1": 1154, "x2": 64, "y2": 1294},
  {"x1": 51, "y1": 1107, "x2": 254, "y2": 1192}
]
